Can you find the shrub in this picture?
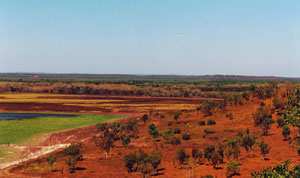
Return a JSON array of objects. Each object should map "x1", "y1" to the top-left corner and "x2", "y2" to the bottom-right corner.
[
  {"x1": 253, "y1": 106, "x2": 272, "y2": 126},
  {"x1": 273, "y1": 96, "x2": 284, "y2": 110},
  {"x1": 141, "y1": 114, "x2": 148, "y2": 124},
  {"x1": 176, "y1": 148, "x2": 190, "y2": 165},
  {"x1": 62, "y1": 142, "x2": 83, "y2": 172},
  {"x1": 207, "y1": 119, "x2": 216, "y2": 125},
  {"x1": 95, "y1": 123, "x2": 110, "y2": 137},
  {"x1": 282, "y1": 126, "x2": 290, "y2": 140},
  {"x1": 122, "y1": 137, "x2": 131, "y2": 147},
  {"x1": 94, "y1": 132, "x2": 115, "y2": 157},
  {"x1": 160, "y1": 128, "x2": 174, "y2": 139},
  {"x1": 47, "y1": 154, "x2": 57, "y2": 171},
  {"x1": 226, "y1": 112, "x2": 234, "y2": 119},
  {"x1": 149, "y1": 151, "x2": 162, "y2": 172},
  {"x1": 174, "y1": 128, "x2": 181, "y2": 134},
  {"x1": 240, "y1": 134, "x2": 257, "y2": 152},
  {"x1": 201, "y1": 175, "x2": 214, "y2": 178},
  {"x1": 124, "y1": 152, "x2": 137, "y2": 172},
  {"x1": 258, "y1": 140, "x2": 271, "y2": 158},
  {"x1": 182, "y1": 133, "x2": 191, "y2": 140},
  {"x1": 138, "y1": 163, "x2": 153, "y2": 177},
  {"x1": 148, "y1": 123, "x2": 159, "y2": 138},
  {"x1": 165, "y1": 136, "x2": 181, "y2": 146},
  {"x1": 260, "y1": 118, "x2": 275, "y2": 136},
  {"x1": 226, "y1": 161, "x2": 240, "y2": 176},
  {"x1": 204, "y1": 128, "x2": 216, "y2": 134},
  {"x1": 204, "y1": 145, "x2": 215, "y2": 159},
  {"x1": 277, "y1": 118, "x2": 285, "y2": 128},
  {"x1": 226, "y1": 139, "x2": 241, "y2": 160},
  {"x1": 251, "y1": 160, "x2": 294, "y2": 177},
  {"x1": 174, "y1": 113, "x2": 180, "y2": 123},
  {"x1": 297, "y1": 146, "x2": 300, "y2": 156},
  {"x1": 210, "y1": 151, "x2": 223, "y2": 169},
  {"x1": 192, "y1": 148, "x2": 202, "y2": 162},
  {"x1": 198, "y1": 120, "x2": 206, "y2": 126},
  {"x1": 201, "y1": 100, "x2": 215, "y2": 116}
]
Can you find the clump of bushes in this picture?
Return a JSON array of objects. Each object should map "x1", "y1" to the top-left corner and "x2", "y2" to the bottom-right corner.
[
  {"x1": 124, "y1": 150, "x2": 162, "y2": 177},
  {"x1": 198, "y1": 120, "x2": 206, "y2": 126},
  {"x1": 181, "y1": 133, "x2": 191, "y2": 140},
  {"x1": 207, "y1": 119, "x2": 216, "y2": 125}
]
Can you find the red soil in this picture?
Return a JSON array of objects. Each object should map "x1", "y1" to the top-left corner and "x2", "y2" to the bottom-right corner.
[{"x1": 1, "y1": 96, "x2": 300, "y2": 177}]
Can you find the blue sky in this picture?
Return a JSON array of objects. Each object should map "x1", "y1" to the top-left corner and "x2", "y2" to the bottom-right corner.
[{"x1": 0, "y1": 0, "x2": 299, "y2": 77}]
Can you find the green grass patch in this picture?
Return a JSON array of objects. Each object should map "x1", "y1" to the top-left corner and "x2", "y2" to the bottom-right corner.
[{"x1": 0, "y1": 114, "x2": 124, "y2": 145}]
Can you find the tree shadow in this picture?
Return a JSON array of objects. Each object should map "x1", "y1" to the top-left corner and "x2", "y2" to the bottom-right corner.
[
  {"x1": 151, "y1": 168, "x2": 165, "y2": 176},
  {"x1": 214, "y1": 166, "x2": 224, "y2": 170},
  {"x1": 228, "y1": 173, "x2": 241, "y2": 177},
  {"x1": 69, "y1": 167, "x2": 86, "y2": 173},
  {"x1": 74, "y1": 167, "x2": 86, "y2": 171}
]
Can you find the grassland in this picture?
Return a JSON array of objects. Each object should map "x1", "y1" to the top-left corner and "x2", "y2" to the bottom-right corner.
[{"x1": 0, "y1": 114, "x2": 123, "y2": 145}]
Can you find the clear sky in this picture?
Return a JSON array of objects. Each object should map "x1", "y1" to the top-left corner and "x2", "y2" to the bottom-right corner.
[{"x1": 0, "y1": 1, "x2": 299, "y2": 77}]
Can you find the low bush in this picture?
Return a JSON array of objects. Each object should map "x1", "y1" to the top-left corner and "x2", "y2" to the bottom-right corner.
[
  {"x1": 182, "y1": 133, "x2": 191, "y2": 140},
  {"x1": 176, "y1": 148, "x2": 190, "y2": 165},
  {"x1": 204, "y1": 128, "x2": 216, "y2": 134},
  {"x1": 199, "y1": 120, "x2": 206, "y2": 126},
  {"x1": 174, "y1": 128, "x2": 181, "y2": 134},
  {"x1": 226, "y1": 161, "x2": 240, "y2": 176},
  {"x1": 207, "y1": 119, "x2": 216, "y2": 125},
  {"x1": 277, "y1": 118, "x2": 285, "y2": 128}
]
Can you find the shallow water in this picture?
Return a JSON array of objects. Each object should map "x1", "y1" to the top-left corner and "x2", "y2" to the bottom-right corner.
[{"x1": 0, "y1": 113, "x2": 78, "y2": 120}]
